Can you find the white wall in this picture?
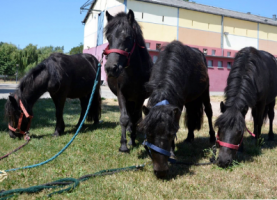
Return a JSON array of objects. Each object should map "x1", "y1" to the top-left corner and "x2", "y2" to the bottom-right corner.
[
  {"x1": 83, "y1": 0, "x2": 125, "y2": 49},
  {"x1": 84, "y1": 13, "x2": 98, "y2": 49},
  {"x1": 223, "y1": 34, "x2": 258, "y2": 50},
  {"x1": 127, "y1": 0, "x2": 178, "y2": 27}
]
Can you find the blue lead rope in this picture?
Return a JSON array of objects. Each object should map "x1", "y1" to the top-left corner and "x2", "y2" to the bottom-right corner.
[{"x1": 1, "y1": 62, "x2": 101, "y2": 174}]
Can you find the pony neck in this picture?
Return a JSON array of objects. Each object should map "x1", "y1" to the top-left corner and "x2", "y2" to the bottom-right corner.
[{"x1": 18, "y1": 80, "x2": 48, "y2": 109}]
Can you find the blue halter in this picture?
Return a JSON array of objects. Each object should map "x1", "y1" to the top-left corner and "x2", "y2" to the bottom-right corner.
[{"x1": 142, "y1": 100, "x2": 176, "y2": 164}]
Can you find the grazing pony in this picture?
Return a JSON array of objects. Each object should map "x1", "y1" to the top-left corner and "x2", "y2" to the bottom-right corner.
[
  {"x1": 215, "y1": 47, "x2": 277, "y2": 168},
  {"x1": 139, "y1": 41, "x2": 216, "y2": 178},
  {"x1": 5, "y1": 53, "x2": 101, "y2": 138},
  {"x1": 103, "y1": 10, "x2": 153, "y2": 152}
]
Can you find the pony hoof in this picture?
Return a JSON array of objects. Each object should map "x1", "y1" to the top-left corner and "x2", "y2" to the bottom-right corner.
[
  {"x1": 119, "y1": 146, "x2": 130, "y2": 153},
  {"x1": 128, "y1": 140, "x2": 136, "y2": 147},
  {"x1": 52, "y1": 132, "x2": 60, "y2": 137},
  {"x1": 210, "y1": 136, "x2": 216, "y2": 143},
  {"x1": 268, "y1": 135, "x2": 274, "y2": 141},
  {"x1": 184, "y1": 138, "x2": 194, "y2": 143}
]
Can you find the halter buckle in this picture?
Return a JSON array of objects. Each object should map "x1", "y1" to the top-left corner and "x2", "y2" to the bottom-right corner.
[{"x1": 24, "y1": 133, "x2": 30, "y2": 141}]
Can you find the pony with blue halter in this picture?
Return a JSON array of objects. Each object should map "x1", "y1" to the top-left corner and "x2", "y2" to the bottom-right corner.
[{"x1": 139, "y1": 41, "x2": 215, "y2": 179}]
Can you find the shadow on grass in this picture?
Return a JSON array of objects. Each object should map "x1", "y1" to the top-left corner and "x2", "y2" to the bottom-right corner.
[
  {"x1": 0, "y1": 98, "x2": 120, "y2": 137},
  {"x1": 235, "y1": 132, "x2": 277, "y2": 164},
  {"x1": 137, "y1": 135, "x2": 215, "y2": 180}
]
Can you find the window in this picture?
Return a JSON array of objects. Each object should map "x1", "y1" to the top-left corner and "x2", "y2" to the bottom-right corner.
[
  {"x1": 212, "y1": 50, "x2": 216, "y2": 56},
  {"x1": 227, "y1": 52, "x2": 231, "y2": 57},
  {"x1": 208, "y1": 60, "x2": 213, "y2": 67},
  {"x1": 156, "y1": 44, "x2": 161, "y2": 50},
  {"x1": 145, "y1": 42, "x2": 150, "y2": 49},
  {"x1": 218, "y1": 61, "x2": 223, "y2": 68},
  {"x1": 203, "y1": 49, "x2": 207, "y2": 55},
  {"x1": 153, "y1": 55, "x2": 158, "y2": 63},
  {"x1": 162, "y1": 16, "x2": 164, "y2": 22},
  {"x1": 142, "y1": 12, "x2": 144, "y2": 19},
  {"x1": 227, "y1": 62, "x2": 232, "y2": 69}
]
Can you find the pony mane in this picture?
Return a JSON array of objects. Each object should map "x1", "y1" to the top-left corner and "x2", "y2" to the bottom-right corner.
[
  {"x1": 104, "y1": 12, "x2": 146, "y2": 48},
  {"x1": 215, "y1": 47, "x2": 262, "y2": 131},
  {"x1": 224, "y1": 47, "x2": 261, "y2": 110},
  {"x1": 146, "y1": 41, "x2": 205, "y2": 107},
  {"x1": 139, "y1": 105, "x2": 179, "y2": 135}
]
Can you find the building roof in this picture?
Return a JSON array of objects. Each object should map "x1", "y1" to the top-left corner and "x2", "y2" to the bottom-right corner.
[
  {"x1": 138, "y1": 0, "x2": 277, "y2": 26},
  {"x1": 81, "y1": 0, "x2": 96, "y2": 24},
  {"x1": 82, "y1": 0, "x2": 277, "y2": 26}
]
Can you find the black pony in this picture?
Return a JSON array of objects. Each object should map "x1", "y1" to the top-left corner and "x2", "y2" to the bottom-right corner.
[
  {"x1": 215, "y1": 47, "x2": 277, "y2": 168},
  {"x1": 5, "y1": 53, "x2": 101, "y2": 138},
  {"x1": 139, "y1": 41, "x2": 216, "y2": 178},
  {"x1": 104, "y1": 10, "x2": 153, "y2": 152}
]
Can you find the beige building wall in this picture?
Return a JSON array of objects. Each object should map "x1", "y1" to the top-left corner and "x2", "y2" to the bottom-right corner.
[
  {"x1": 179, "y1": 9, "x2": 221, "y2": 33},
  {"x1": 179, "y1": 27, "x2": 221, "y2": 48}
]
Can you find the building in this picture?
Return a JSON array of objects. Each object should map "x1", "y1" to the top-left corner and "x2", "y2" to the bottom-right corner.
[{"x1": 81, "y1": 0, "x2": 277, "y2": 91}]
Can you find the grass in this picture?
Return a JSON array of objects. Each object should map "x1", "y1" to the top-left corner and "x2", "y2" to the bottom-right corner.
[{"x1": 1, "y1": 98, "x2": 277, "y2": 199}]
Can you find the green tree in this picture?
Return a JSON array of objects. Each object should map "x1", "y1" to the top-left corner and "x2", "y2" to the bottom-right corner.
[
  {"x1": 23, "y1": 45, "x2": 64, "y2": 73},
  {"x1": 0, "y1": 43, "x2": 18, "y2": 75},
  {"x1": 69, "y1": 43, "x2": 83, "y2": 55}
]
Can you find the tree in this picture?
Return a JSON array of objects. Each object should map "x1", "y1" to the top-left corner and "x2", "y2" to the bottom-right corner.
[
  {"x1": 0, "y1": 43, "x2": 18, "y2": 75},
  {"x1": 69, "y1": 43, "x2": 84, "y2": 55}
]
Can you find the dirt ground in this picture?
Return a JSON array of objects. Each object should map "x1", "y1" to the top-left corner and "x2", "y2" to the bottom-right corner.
[{"x1": 103, "y1": 97, "x2": 277, "y2": 127}]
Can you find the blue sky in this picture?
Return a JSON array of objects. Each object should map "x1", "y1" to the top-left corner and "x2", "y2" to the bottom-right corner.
[{"x1": 0, "y1": 0, "x2": 276, "y2": 53}]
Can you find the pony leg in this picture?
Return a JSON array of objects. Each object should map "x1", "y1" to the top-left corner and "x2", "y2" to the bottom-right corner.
[
  {"x1": 127, "y1": 100, "x2": 144, "y2": 147},
  {"x1": 267, "y1": 100, "x2": 275, "y2": 141},
  {"x1": 202, "y1": 88, "x2": 216, "y2": 143},
  {"x1": 76, "y1": 97, "x2": 89, "y2": 128},
  {"x1": 184, "y1": 98, "x2": 204, "y2": 143},
  {"x1": 118, "y1": 92, "x2": 130, "y2": 153},
  {"x1": 170, "y1": 140, "x2": 176, "y2": 159},
  {"x1": 252, "y1": 102, "x2": 266, "y2": 145},
  {"x1": 51, "y1": 95, "x2": 66, "y2": 136}
]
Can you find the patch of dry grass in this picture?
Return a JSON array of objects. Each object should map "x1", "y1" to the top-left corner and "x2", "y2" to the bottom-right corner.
[{"x1": 1, "y1": 98, "x2": 277, "y2": 199}]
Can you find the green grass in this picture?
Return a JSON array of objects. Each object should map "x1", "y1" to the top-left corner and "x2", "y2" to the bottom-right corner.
[{"x1": 1, "y1": 98, "x2": 277, "y2": 199}]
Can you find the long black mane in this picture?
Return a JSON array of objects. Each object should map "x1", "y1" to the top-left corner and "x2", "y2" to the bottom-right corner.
[
  {"x1": 146, "y1": 41, "x2": 206, "y2": 108},
  {"x1": 215, "y1": 47, "x2": 270, "y2": 132}
]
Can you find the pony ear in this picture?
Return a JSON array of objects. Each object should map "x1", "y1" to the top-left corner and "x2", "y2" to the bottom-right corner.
[
  {"x1": 127, "y1": 9, "x2": 135, "y2": 26},
  {"x1": 220, "y1": 101, "x2": 226, "y2": 113},
  {"x1": 9, "y1": 95, "x2": 18, "y2": 107},
  {"x1": 106, "y1": 11, "x2": 113, "y2": 22},
  {"x1": 142, "y1": 106, "x2": 149, "y2": 115},
  {"x1": 172, "y1": 107, "x2": 181, "y2": 121}
]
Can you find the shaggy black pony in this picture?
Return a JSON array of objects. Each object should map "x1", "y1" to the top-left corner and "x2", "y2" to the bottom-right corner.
[
  {"x1": 215, "y1": 47, "x2": 277, "y2": 168},
  {"x1": 104, "y1": 10, "x2": 153, "y2": 152},
  {"x1": 139, "y1": 41, "x2": 216, "y2": 178},
  {"x1": 5, "y1": 53, "x2": 101, "y2": 138}
]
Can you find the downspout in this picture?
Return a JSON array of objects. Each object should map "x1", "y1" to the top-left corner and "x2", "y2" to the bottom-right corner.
[
  {"x1": 221, "y1": 15, "x2": 224, "y2": 56},
  {"x1": 124, "y1": 0, "x2": 127, "y2": 13},
  {"x1": 257, "y1": 23, "x2": 259, "y2": 49},
  {"x1": 177, "y1": 8, "x2": 179, "y2": 40}
]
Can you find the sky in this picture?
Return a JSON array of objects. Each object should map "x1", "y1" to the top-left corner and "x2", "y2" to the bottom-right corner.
[{"x1": 0, "y1": 0, "x2": 276, "y2": 53}]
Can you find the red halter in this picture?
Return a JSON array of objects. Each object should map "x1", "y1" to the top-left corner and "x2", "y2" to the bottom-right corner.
[
  {"x1": 8, "y1": 99, "x2": 33, "y2": 135},
  {"x1": 216, "y1": 128, "x2": 255, "y2": 150},
  {"x1": 103, "y1": 39, "x2": 144, "y2": 67}
]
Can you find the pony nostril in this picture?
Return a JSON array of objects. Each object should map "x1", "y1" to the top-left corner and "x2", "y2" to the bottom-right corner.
[{"x1": 113, "y1": 65, "x2": 119, "y2": 73}]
